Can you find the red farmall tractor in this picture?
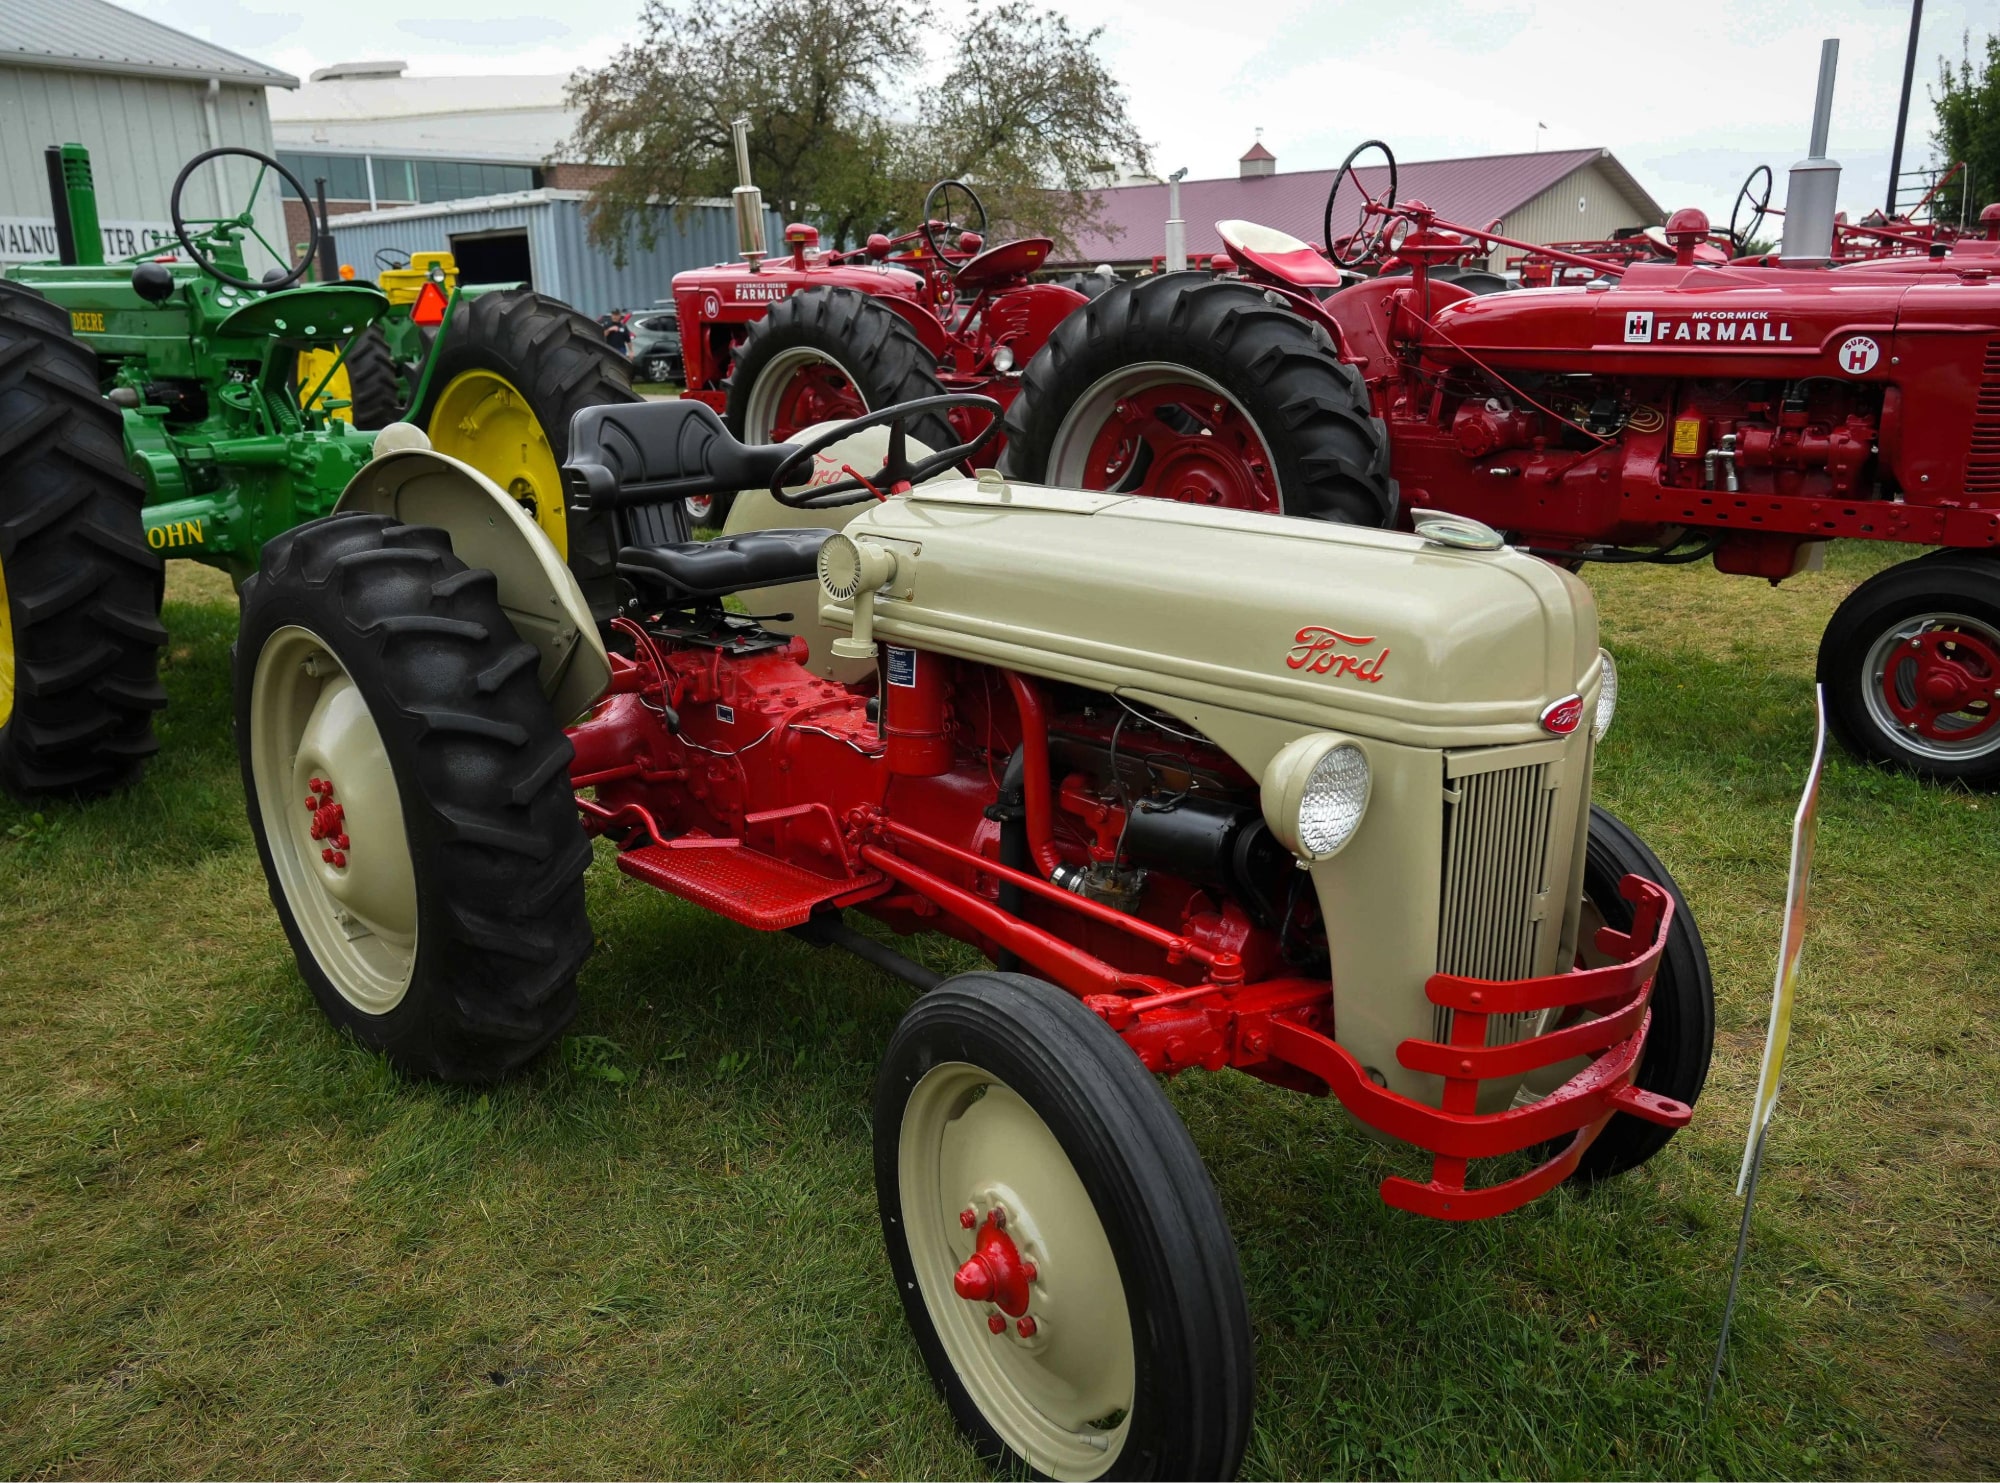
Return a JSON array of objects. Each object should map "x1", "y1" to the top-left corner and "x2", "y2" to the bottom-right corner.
[
  {"x1": 235, "y1": 395, "x2": 1710, "y2": 1479},
  {"x1": 998, "y1": 139, "x2": 2000, "y2": 786},
  {"x1": 672, "y1": 162, "x2": 1083, "y2": 525}
]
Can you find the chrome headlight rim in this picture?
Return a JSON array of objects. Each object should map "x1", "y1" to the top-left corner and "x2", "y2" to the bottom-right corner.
[{"x1": 1594, "y1": 647, "x2": 1618, "y2": 741}]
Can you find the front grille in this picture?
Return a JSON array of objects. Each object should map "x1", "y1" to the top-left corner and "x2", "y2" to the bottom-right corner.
[
  {"x1": 1965, "y1": 339, "x2": 2000, "y2": 497},
  {"x1": 1434, "y1": 757, "x2": 1563, "y2": 1044}
]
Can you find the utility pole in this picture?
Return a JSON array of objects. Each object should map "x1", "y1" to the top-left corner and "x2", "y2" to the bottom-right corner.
[{"x1": 1886, "y1": 0, "x2": 1925, "y2": 216}]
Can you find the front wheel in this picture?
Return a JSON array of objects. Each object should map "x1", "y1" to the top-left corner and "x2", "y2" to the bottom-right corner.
[
  {"x1": 875, "y1": 972, "x2": 1253, "y2": 1480},
  {"x1": 235, "y1": 513, "x2": 592, "y2": 1080},
  {"x1": 998, "y1": 275, "x2": 1396, "y2": 524},
  {"x1": 1817, "y1": 551, "x2": 2000, "y2": 787},
  {"x1": 1569, "y1": 805, "x2": 1714, "y2": 1183}
]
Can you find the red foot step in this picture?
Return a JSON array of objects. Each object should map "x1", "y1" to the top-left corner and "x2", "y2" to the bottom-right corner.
[{"x1": 616, "y1": 840, "x2": 878, "y2": 929}]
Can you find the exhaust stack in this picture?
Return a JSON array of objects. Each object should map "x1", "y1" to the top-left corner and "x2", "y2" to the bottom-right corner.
[
  {"x1": 1780, "y1": 39, "x2": 1842, "y2": 267},
  {"x1": 731, "y1": 117, "x2": 768, "y2": 272},
  {"x1": 1164, "y1": 167, "x2": 1188, "y2": 273}
]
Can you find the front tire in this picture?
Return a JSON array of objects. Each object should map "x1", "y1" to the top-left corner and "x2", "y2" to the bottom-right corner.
[
  {"x1": 235, "y1": 512, "x2": 591, "y2": 1080},
  {"x1": 0, "y1": 280, "x2": 166, "y2": 799},
  {"x1": 1817, "y1": 551, "x2": 2000, "y2": 787},
  {"x1": 998, "y1": 274, "x2": 1396, "y2": 524},
  {"x1": 1570, "y1": 805, "x2": 1714, "y2": 1183},
  {"x1": 875, "y1": 972, "x2": 1253, "y2": 1480}
]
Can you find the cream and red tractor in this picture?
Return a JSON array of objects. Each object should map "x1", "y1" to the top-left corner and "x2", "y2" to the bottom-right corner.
[{"x1": 235, "y1": 397, "x2": 1711, "y2": 1479}]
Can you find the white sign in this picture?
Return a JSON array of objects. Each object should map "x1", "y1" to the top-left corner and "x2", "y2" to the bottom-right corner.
[
  {"x1": 1838, "y1": 335, "x2": 1881, "y2": 375},
  {"x1": 1737, "y1": 685, "x2": 1828, "y2": 1193},
  {"x1": 0, "y1": 217, "x2": 186, "y2": 265}
]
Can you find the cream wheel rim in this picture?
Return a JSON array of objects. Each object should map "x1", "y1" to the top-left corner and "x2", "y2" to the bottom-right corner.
[
  {"x1": 899, "y1": 1062, "x2": 1135, "y2": 1480},
  {"x1": 250, "y1": 625, "x2": 418, "y2": 1013}
]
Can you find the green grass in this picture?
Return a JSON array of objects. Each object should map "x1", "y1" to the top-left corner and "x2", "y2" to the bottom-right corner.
[{"x1": 1, "y1": 545, "x2": 1995, "y2": 1479}]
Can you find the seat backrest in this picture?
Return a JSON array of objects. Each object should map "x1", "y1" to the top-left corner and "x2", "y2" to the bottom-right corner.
[{"x1": 565, "y1": 400, "x2": 797, "y2": 513}]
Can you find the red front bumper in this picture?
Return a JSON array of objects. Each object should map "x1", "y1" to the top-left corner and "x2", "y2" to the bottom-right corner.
[{"x1": 1266, "y1": 874, "x2": 1691, "y2": 1219}]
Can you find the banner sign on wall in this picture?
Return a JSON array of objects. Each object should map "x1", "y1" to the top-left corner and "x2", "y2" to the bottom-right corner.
[{"x1": 0, "y1": 218, "x2": 186, "y2": 265}]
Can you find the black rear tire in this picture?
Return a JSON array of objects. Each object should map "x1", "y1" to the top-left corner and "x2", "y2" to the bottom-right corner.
[
  {"x1": 998, "y1": 274, "x2": 1397, "y2": 524},
  {"x1": 0, "y1": 280, "x2": 166, "y2": 799},
  {"x1": 234, "y1": 512, "x2": 591, "y2": 1081},
  {"x1": 876, "y1": 971, "x2": 1253, "y2": 1480},
  {"x1": 1817, "y1": 551, "x2": 2000, "y2": 787},
  {"x1": 1050, "y1": 271, "x2": 1115, "y2": 301},
  {"x1": 341, "y1": 325, "x2": 405, "y2": 429},
  {"x1": 1570, "y1": 805, "x2": 1715, "y2": 1183}
]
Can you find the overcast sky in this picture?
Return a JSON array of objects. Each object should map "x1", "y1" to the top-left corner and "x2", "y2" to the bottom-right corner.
[{"x1": 121, "y1": 0, "x2": 2000, "y2": 221}]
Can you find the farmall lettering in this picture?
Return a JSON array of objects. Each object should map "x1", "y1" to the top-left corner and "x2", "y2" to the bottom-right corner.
[
  {"x1": 146, "y1": 518, "x2": 205, "y2": 550},
  {"x1": 1639, "y1": 309, "x2": 1795, "y2": 345},
  {"x1": 733, "y1": 283, "x2": 790, "y2": 303},
  {"x1": 1285, "y1": 626, "x2": 1390, "y2": 682}
]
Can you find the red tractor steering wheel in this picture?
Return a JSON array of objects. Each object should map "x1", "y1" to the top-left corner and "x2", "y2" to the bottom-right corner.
[
  {"x1": 920, "y1": 180, "x2": 989, "y2": 266},
  {"x1": 1323, "y1": 140, "x2": 1399, "y2": 270},
  {"x1": 768, "y1": 394, "x2": 1003, "y2": 508},
  {"x1": 1729, "y1": 164, "x2": 1774, "y2": 254}
]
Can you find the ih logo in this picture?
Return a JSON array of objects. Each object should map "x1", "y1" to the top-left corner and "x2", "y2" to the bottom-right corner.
[
  {"x1": 1623, "y1": 310, "x2": 1654, "y2": 344},
  {"x1": 1839, "y1": 335, "x2": 1881, "y2": 375},
  {"x1": 1285, "y1": 627, "x2": 1390, "y2": 683}
]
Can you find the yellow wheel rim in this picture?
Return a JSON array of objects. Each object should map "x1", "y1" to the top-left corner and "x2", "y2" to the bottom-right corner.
[
  {"x1": 296, "y1": 349, "x2": 355, "y2": 424},
  {"x1": 0, "y1": 547, "x2": 14, "y2": 733},
  {"x1": 426, "y1": 369, "x2": 569, "y2": 559}
]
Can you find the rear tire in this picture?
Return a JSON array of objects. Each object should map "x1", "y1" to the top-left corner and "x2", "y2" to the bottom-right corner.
[
  {"x1": 876, "y1": 971, "x2": 1253, "y2": 1480},
  {"x1": 234, "y1": 512, "x2": 591, "y2": 1080},
  {"x1": 0, "y1": 280, "x2": 165, "y2": 799},
  {"x1": 341, "y1": 325, "x2": 404, "y2": 429},
  {"x1": 1570, "y1": 805, "x2": 1714, "y2": 1183},
  {"x1": 1817, "y1": 551, "x2": 2000, "y2": 787},
  {"x1": 411, "y1": 290, "x2": 640, "y2": 560},
  {"x1": 998, "y1": 274, "x2": 1396, "y2": 524}
]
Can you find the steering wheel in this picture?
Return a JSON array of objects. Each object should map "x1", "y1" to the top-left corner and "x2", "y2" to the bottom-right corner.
[
  {"x1": 374, "y1": 247, "x2": 412, "y2": 271},
  {"x1": 170, "y1": 146, "x2": 316, "y2": 291},
  {"x1": 1324, "y1": 139, "x2": 1398, "y2": 270},
  {"x1": 768, "y1": 394, "x2": 1004, "y2": 507},
  {"x1": 920, "y1": 180, "x2": 989, "y2": 263},
  {"x1": 1729, "y1": 164, "x2": 1774, "y2": 253}
]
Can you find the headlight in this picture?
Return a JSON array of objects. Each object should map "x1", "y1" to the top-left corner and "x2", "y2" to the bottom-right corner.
[
  {"x1": 1594, "y1": 648, "x2": 1618, "y2": 740},
  {"x1": 1260, "y1": 735, "x2": 1372, "y2": 863},
  {"x1": 992, "y1": 343, "x2": 1016, "y2": 373}
]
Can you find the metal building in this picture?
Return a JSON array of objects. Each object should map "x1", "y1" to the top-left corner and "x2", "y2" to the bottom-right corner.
[
  {"x1": 327, "y1": 190, "x2": 785, "y2": 318},
  {"x1": 0, "y1": 0, "x2": 294, "y2": 268}
]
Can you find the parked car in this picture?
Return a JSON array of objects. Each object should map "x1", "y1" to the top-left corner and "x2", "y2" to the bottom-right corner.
[{"x1": 630, "y1": 306, "x2": 682, "y2": 382}]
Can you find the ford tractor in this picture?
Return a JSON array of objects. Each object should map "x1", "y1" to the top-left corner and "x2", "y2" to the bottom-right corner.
[
  {"x1": 0, "y1": 143, "x2": 634, "y2": 798},
  {"x1": 997, "y1": 117, "x2": 2000, "y2": 787},
  {"x1": 234, "y1": 393, "x2": 1712, "y2": 1479}
]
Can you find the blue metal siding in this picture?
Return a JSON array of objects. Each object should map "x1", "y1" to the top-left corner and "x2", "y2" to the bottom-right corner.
[{"x1": 327, "y1": 193, "x2": 785, "y2": 316}]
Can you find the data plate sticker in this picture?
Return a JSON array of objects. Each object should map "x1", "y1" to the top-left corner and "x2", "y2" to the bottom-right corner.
[{"x1": 886, "y1": 646, "x2": 917, "y2": 688}]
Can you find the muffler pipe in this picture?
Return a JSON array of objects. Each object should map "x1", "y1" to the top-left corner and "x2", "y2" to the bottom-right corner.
[
  {"x1": 730, "y1": 116, "x2": 768, "y2": 271},
  {"x1": 1780, "y1": 39, "x2": 1842, "y2": 267}
]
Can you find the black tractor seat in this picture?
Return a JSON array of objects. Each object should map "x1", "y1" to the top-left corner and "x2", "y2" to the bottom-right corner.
[{"x1": 618, "y1": 528, "x2": 833, "y2": 605}]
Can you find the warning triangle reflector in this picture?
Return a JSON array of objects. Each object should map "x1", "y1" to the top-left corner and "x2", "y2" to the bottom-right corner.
[{"x1": 412, "y1": 280, "x2": 449, "y2": 326}]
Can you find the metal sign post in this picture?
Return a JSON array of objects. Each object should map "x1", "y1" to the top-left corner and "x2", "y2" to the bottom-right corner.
[{"x1": 1706, "y1": 684, "x2": 1829, "y2": 1413}]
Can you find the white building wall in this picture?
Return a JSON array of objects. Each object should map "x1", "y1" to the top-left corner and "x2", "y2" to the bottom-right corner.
[{"x1": 0, "y1": 64, "x2": 285, "y2": 271}]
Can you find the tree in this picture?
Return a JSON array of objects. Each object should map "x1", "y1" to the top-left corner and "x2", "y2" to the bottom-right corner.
[
  {"x1": 562, "y1": 0, "x2": 1149, "y2": 257},
  {"x1": 1929, "y1": 29, "x2": 2000, "y2": 225}
]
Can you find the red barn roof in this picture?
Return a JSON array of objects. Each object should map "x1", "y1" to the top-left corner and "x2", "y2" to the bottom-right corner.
[
  {"x1": 1059, "y1": 147, "x2": 1664, "y2": 267},
  {"x1": 1239, "y1": 141, "x2": 1276, "y2": 163}
]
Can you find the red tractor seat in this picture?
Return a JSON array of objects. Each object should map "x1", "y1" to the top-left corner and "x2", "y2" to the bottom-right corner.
[
  {"x1": 1215, "y1": 219, "x2": 1350, "y2": 289},
  {"x1": 953, "y1": 237, "x2": 1054, "y2": 291}
]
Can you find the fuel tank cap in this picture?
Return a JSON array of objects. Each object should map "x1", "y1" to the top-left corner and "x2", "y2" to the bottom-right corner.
[{"x1": 1412, "y1": 510, "x2": 1506, "y2": 551}]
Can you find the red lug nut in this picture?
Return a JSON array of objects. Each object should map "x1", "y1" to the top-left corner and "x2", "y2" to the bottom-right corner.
[
  {"x1": 330, "y1": 850, "x2": 346, "y2": 868},
  {"x1": 987, "y1": 1314, "x2": 1006, "y2": 1334},
  {"x1": 322, "y1": 848, "x2": 335, "y2": 863},
  {"x1": 1016, "y1": 1316, "x2": 1037, "y2": 1338},
  {"x1": 959, "y1": 1208, "x2": 976, "y2": 1229},
  {"x1": 1022, "y1": 1261, "x2": 1037, "y2": 1284},
  {"x1": 335, "y1": 833, "x2": 350, "y2": 850}
]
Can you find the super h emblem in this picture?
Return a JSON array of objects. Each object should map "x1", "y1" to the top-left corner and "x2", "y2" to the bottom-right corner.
[{"x1": 1838, "y1": 335, "x2": 1880, "y2": 375}]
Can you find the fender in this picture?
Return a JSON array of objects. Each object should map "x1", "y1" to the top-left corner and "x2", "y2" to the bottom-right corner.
[{"x1": 333, "y1": 423, "x2": 611, "y2": 722}]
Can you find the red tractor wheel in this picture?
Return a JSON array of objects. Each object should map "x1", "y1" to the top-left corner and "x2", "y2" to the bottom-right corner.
[
  {"x1": 1818, "y1": 551, "x2": 2000, "y2": 787},
  {"x1": 720, "y1": 287, "x2": 953, "y2": 529},
  {"x1": 998, "y1": 275, "x2": 1396, "y2": 524}
]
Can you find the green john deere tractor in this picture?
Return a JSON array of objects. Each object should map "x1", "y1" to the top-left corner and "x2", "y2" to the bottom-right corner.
[{"x1": 0, "y1": 143, "x2": 635, "y2": 798}]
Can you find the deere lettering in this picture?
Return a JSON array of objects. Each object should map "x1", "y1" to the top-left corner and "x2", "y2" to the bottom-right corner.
[{"x1": 146, "y1": 518, "x2": 205, "y2": 549}]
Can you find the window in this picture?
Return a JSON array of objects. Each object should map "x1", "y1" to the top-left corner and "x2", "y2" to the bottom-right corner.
[
  {"x1": 276, "y1": 153, "x2": 536, "y2": 205},
  {"x1": 277, "y1": 151, "x2": 371, "y2": 202}
]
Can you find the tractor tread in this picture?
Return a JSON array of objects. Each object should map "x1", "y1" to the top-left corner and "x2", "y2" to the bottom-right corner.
[{"x1": 235, "y1": 513, "x2": 589, "y2": 1081}]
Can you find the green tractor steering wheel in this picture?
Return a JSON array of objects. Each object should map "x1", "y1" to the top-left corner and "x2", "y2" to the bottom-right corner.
[{"x1": 170, "y1": 146, "x2": 318, "y2": 292}]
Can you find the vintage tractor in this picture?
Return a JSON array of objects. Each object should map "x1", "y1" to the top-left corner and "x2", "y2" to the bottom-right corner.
[
  {"x1": 233, "y1": 394, "x2": 1712, "y2": 1479},
  {"x1": 998, "y1": 134, "x2": 2000, "y2": 786},
  {"x1": 0, "y1": 144, "x2": 634, "y2": 797}
]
